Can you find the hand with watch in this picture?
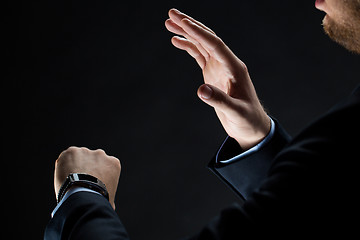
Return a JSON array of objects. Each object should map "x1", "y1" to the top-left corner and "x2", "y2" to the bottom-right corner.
[
  {"x1": 54, "y1": 147, "x2": 121, "y2": 209},
  {"x1": 57, "y1": 173, "x2": 109, "y2": 204}
]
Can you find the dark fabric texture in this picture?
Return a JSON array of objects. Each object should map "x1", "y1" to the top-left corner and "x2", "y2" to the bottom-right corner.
[
  {"x1": 44, "y1": 192, "x2": 129, "y2": 240},
  {"x1": 45, "y1": 85, "x2": 360, "y2": 239},
  {"x1": 192, "y1": 86, "x2": 360, "y2": 239},
  {"x1": 209, "y1": 118, "x2": 291, "y2": 201}
]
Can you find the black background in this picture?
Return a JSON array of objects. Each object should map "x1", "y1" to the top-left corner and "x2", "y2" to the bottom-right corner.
[{"x1": 3, "y1": 0, "x2": 360, "y2": 239}]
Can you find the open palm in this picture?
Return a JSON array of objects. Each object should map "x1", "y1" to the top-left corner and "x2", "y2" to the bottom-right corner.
[{"x1": 165, "y1": 9, "x2": 270, "y2": 150}]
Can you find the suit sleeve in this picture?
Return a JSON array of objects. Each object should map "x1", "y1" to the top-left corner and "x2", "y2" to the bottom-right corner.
[
  {"x1": 185, "y1": 120, "x2": 294, "y2": 239},
  {"x1": 208, "y1": 119, "x2": 291, "y2": 201},
  {"x1": 191, "y1": 89, "x2": 360, "y2": 239},
  {"x1": 44, "y1": 191, "x2": 129, "y2": 240}
]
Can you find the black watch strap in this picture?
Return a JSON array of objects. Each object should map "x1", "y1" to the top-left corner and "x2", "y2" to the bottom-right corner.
[{"x1": 57, "y1": 173, "x2": 109, "y2": 204}]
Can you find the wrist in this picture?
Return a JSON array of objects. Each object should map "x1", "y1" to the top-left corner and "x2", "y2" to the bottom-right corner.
[
  {"x1": 234, "y1": 115, "x2": 271, "y2": 150},
  {"x1": 57, "y1": 173, "x2": 109, "y2": 204}
]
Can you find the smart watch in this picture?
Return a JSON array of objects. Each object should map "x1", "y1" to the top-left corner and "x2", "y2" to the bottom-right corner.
[{"x1": 57, "y1": 173, "x2": 109, "y2": 204}]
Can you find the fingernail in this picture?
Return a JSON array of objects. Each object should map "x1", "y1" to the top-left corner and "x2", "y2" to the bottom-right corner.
[{"x1": 200, "y1": 85, "x2": 213, "y2": 100}]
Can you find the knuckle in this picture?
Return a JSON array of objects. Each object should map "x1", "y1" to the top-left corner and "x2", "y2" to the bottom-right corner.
[
  {"x1": 210, "y1": 36, "x2": 225, "y2": 52},
  {"x1": 109, "y1": 156, "x2": 121, "y2": 171},
  {"x1": 60, "y1": 146, "x2": 78, "y2": 158},
  {"x1": 241, "y1": 61, "x2": 249, "y2": 73},
  {"x1": 95, "y1": 149, "x2": 106, "y2": 155},
  {"x1": 65, "y1": 146, "x2": 81, "y2": 154},
  {"x1": 57, "y1": 146, "x2": 83, "y2": 165},
  {"x1": 213, "y1": 36, "x2": 224, "y2": 46},
  {"x1": 80, "y1": 147, "x2": 90, "y2": 152},
  {"x1": 215, "y1": 36, "x2": 224, "y2": 45},
  {"x1": 67, "y1": 146, "x2": 78, "y2": 152}
]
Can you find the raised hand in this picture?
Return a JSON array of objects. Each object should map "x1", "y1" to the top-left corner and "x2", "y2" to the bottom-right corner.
[{"x1": 165, "y1": 8, "x2": 271, "y2": 150}]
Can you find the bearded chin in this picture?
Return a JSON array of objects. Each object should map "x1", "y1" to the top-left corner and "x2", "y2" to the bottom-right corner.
[{"x1": 323, "y1": 15, "x2": 360, "y2": 54}]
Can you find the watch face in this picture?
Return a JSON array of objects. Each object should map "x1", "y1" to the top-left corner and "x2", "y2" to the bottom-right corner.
[
  {"x1": 58, "y1": 173, "x2": 109, "y2": 204},
  {"x1": 81, "y1": 174, "x2": 98, "y2": 183},
  {"x1": 70, "y1": 173, "x2": 97, "y2": 183}
]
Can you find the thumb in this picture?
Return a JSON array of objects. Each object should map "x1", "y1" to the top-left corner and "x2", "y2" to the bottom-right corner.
[{"x1": 197, "y1": 84, "x2": 234, "y2": 112}]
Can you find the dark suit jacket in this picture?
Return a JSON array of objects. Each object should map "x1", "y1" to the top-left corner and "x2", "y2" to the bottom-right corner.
[{"x1": 45, "y1": 85, "x2": 360, "y2": 239}]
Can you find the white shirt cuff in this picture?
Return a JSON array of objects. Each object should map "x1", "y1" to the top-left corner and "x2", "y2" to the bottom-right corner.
[
  {"x1": 51, "y1": 186, "x2": 101, "y2": 218},
  {"x1": 218, "y1": 117, "x2": 276, "y2": 164}
]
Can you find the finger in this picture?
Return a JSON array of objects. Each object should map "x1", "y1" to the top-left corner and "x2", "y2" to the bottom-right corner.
[
  {"x1": 166, "y1": 19, "x2": 210, "y2": 60},
  {"x1": 167, "y1": 8, "x2": 215, "y2": 58},
  {"x1": 171, "y1": 36, "x2": 206, "y2": 69},
  {"x1": 180, "y1": 18, "x2": 224, "y2": 54},
  {"x1": 165, "y1": 18, "x2": 186, "y2": 36},
  {"x1": 197, "y1": 84, "x2": 241, "y2": 116},
  {"x1": 168, "y1": 8, "x2": 216, "y2": 35},
  {"x1": 168, "y1": 8, "x2": 234, "y2": 62}
]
